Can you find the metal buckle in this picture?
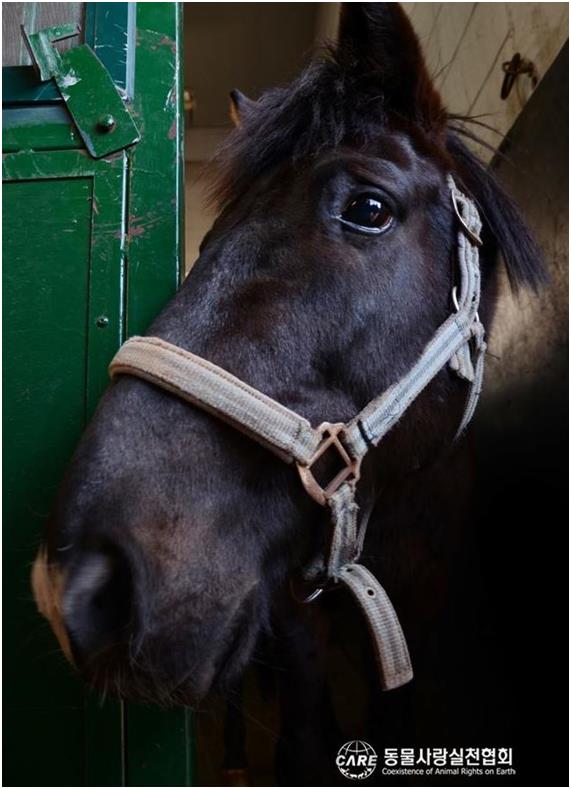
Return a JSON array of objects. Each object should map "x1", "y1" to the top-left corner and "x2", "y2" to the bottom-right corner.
[
  {"x1": 297, "y1": 422, "x2": 361, "y2": 506},
  {"x1": 451, "y1": 187, "x2": 483, "y2": 247}
]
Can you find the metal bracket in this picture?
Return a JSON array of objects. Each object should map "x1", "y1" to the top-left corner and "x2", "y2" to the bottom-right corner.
[{"x1": 21, "y1": 24, "x2": 140, "y2": 158}]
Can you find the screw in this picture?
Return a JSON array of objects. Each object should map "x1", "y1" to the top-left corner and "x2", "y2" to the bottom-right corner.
[
  {"x1": 97, "y1": 114, "x2": 116, "y2": 133},
  {"x1": 96, "y1": 315, "x2": 109, "y2": 328}
]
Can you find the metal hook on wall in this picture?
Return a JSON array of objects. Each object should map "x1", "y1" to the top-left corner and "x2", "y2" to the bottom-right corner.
[{"x1": 501, "y1": 52, "x2": 539, "y2": 100}]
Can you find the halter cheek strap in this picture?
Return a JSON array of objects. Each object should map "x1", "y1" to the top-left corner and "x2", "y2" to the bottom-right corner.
[{"x1": 109, "y1": 176, "x2": 485, "y2": 691}]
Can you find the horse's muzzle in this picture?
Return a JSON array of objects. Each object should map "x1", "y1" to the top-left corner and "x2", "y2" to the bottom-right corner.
[{"x1": 31, "y1": 541, "x2": 261, "y2": 705}]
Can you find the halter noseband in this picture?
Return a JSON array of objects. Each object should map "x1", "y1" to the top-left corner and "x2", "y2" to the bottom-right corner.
[{"x1": 109, "y1": 176, "x2": 486, "y2": 691}]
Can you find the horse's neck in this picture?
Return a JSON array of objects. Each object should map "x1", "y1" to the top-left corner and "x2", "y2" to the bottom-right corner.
[{"x1": 363, "y1": 440, "x2": 476, "y2": 602}]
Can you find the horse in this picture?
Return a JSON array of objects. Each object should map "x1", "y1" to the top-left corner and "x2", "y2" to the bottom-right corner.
[{"x1": 32, "y1": 3, "x2": 543, "y2": 783}]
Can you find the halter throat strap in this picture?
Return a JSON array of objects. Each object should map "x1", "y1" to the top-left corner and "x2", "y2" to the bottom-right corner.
[{"x1": 109, "y1": 177, "x2": 486, "y2": 691}]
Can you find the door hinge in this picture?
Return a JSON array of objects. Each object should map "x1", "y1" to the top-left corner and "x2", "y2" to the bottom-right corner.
[{"x1": 21, "y1": 23, "x2": 140, "y2": 158}]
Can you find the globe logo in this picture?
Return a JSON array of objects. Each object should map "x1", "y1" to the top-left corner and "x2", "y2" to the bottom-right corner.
[{"x1": 336, "y1": 740, "x2": 378, "y2": 780}]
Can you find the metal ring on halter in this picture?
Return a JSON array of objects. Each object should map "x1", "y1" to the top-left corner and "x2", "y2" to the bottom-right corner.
[
  {"x1": 289, "y1": 578, "x2": 324, "y2": 604},
  {"x1": 452, "y1": 285, "x2": 480, "y2": 325},
  {"x1": 300, "y1": 586, "x2": 324, "y2": 604},
  {"x1": 451, "y1": 187, "x2": 483, "y2": 247}
]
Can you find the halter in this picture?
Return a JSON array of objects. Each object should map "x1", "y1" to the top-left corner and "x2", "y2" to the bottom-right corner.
[{"x1": 109, "y1": 176, "x2": 486, "y2": 691}]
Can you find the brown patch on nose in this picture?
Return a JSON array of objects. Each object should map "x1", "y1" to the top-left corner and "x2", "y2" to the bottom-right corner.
[{"x1": 31, "y1": 547, "x2": 75, "y2": 667}]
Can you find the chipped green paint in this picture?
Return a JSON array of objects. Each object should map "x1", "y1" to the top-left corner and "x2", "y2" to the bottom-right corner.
[
  {"x1": 3, "y1": 2, "x2": 193, "y2": 785},
  {"x1": 85, "y1": 3, "x2": 136, "y2": 97},
  {"x1": 22, "y1": 23, "x2": 140, "y2": 158},
  {"x1": 3, "y1": 149, "x2": 128, "y2": 788},
  {"x1": 2, "y1": 106, "x2": 83, "y2": 152},
  {"x1": 23, "y1": 23, "x2": 80, "y2": 81},
  {"x1": 2, "y1": 65, "x2": 60, "y2": 103},
  {"x1": 3, "y1": 4, "x2": 135, "y2": 105},
  {"x1": 126, "y1": 3, "x2": 184, "y2": 335},
  {"x1": 54, "y1": 44, "x2": 140, "y2": 157}
]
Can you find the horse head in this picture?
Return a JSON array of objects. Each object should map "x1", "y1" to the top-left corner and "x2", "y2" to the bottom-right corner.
[{"x1": 32, "y1": 3, "x2": 542, "y2": 706}]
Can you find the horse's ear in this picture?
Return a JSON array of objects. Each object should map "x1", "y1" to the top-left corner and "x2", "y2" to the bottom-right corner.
[
  {"x1": 336, "y1": 2, "x2": 444, "y2": 129},
  {"x1": 229, "y1": 89, "x2": 257, "y2": 127}
]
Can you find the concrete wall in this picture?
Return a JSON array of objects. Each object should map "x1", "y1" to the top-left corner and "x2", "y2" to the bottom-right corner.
[{"x1": 404, "y1": 3, "x2": 568, "y2": 159}]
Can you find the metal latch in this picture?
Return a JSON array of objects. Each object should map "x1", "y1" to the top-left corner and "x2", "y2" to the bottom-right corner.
[{"x1": 21, "y1": 23, "x2": 140, "y2": 158}]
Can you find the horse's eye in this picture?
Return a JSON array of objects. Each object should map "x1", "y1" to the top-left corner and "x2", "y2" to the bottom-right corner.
[{"x1": 339, "y1": 195, "x2": 393, "y2": 234}]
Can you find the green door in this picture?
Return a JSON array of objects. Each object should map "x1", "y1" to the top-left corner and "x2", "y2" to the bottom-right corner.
[{"x1": 3, "y1": 4, "x2": 194, "y2": 785}]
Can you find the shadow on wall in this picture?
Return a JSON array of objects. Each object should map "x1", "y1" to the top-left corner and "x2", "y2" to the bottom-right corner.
[
  {"x1": 473, "y1": 42, "x2": 568, "y2": 787},
  {"x1": 483, "y1": 44, "x2": 568, "y2": 424}
]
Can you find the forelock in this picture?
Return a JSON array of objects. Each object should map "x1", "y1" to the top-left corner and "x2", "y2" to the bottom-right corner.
[{"x1": 209, "y1": 49, "x2": 390, "y2": 209}]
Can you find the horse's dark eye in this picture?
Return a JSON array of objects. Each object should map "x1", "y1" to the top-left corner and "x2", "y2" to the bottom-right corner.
[{"x1": 339, "y1": 195, "x2": 393, "y2": 234}]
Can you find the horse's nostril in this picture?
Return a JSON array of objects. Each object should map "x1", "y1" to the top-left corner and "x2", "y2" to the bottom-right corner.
[{"x1": 63, "y1": 545, "x2": 133, "y2": 664}]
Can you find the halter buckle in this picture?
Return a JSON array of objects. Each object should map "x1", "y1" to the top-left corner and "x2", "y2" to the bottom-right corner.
[{"x1": 297, "y1": 422, "x2": 361, "y2": 506}]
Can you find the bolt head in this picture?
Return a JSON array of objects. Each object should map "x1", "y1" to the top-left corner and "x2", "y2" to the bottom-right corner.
[
  {"x1": 96, "y1": 315, "x2": 109, "y2": 328},
  {"x1": 97, "y1": 114, "x2": 116, "y2": 133}
]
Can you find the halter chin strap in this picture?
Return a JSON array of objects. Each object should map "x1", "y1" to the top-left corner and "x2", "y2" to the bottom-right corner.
[{"x1": 109, "y1": 176, "x2": 486, "y2": 691}]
